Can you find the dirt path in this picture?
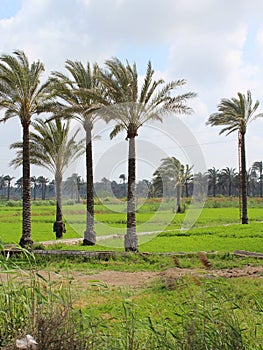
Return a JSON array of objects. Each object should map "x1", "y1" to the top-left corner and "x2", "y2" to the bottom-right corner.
[
  {"x1": 31, "y1": 265, "x2": 263, "y2": 288},
  {"x1": 1, "y1": 265, "x2": 262, "y2": 287}
]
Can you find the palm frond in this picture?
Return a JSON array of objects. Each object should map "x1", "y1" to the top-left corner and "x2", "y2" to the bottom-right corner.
[{"x1": 109, "y1": 123, "x2": 124, "y2": 139}]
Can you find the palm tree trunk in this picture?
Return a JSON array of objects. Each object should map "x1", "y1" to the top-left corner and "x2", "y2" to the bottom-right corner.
[
  {"x1": 83, "y1": 125, "x2": 96, "y2": 245},
  {"x1": 77, "y1": 181, "x2": 81, "y2": 203},
  {"x1": 7, "y1": 181, "x2": 10, "y2": 201},
  {"x1": 42, "y1": 183, "x2": 45, "y2": 200},
  {"x1": 213, "y1": 181, "x2": 216, "y2": 197},
  {"x1": 185, "y1": 181, "x2": 189, "y2": 198},
  {"x1": 19, "y1": 123, "x2": 33, "y2": 249},
  {"x1": 229, "y1": 179, "x2": 232, "y2": 196},
  {"x1": 53, "y1": 173, "x2": 65, "y2": 239},
  {"x1": 240, "y1": 132, "x2": 248, "y2": 224},
  {"x1": 260, "y1": 168, "x2": 263, "y2": 198},
  {"x1": 176, "y1": 184, "x2": 182, "y2": 213},
  {"x1": 125, "y1": 136, "x2": 138, "y2": 252}
]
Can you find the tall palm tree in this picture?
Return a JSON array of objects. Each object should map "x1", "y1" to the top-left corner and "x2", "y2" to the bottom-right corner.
[
  {"x1": 207, "y1": 90, "x2": 263, "y2": 224},
  {"x1": 0, "y1": 50, "x2": 52, "y2": 248},
  {"x1": 50, "y1": 60, "x2": 106, "y2": 245},
  {"x1": 10, "y1": 117, "x2": 84, "y2": 238},
  {"x1": 252, "y1": 161, "x2": 263, "y2": 197},
  {"x1": 100, "y1": 58, "x2": 196, "y2": 251}
]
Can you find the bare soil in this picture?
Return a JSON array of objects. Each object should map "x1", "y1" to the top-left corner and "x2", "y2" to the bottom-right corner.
[{"x1": 63, "y1": 265, "x2": 263, "y2": 288}]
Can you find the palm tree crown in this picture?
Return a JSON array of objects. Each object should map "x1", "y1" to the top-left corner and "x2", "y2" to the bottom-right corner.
[
  {"x1": 100, "y1": 58, "x2": 196, "y2": 139},
  {"x1": 207, "y1": 91, "x2": 262, "y2": 135}
]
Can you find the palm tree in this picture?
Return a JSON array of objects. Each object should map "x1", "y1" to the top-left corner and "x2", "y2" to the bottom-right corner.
[
  {"x1": 64, "y1": 173, "x2": 83, "y2": 202},
  {"x1": 247, "y1": 166, "x2": 257, "y2": 197},
  {"x1": 207, "y1": 167, "x2": 220, "y2": 197},
  {"x1": 3, "y1": 175, "x2": 14, "y2": 200},
  {"x1": 11, "y1": 117, "x2": 84, "y2": 238},
  {"x1": 176, "y1": 164, "x2": 193, "y2": 209},
  {"x1": 14, "y1": 177, "x2": 23, "y2": 199},
  {"x1": 50, "y1": 60, "x2": 106, "y2": 245},
  {"x1": 0, "y1": 50, "x2": 52, "y2": 248},
  {"x1": 100, "y1": 58, "x2": 196, "y2": 251},
  {"x1": 207, "y1": 90, "x2": 263, "y2": 224},
  {"x1": 221, "y1": 167, "x2": 237, "y2": 196},
  {"x1": 37, "y1": 176, "x2": 49, "y2": 200},
  {"x1": 119, "y1": 173, "x2": 126, "y2": 184},
  {"x1": 30, "y1": 176, "x2": 37, "y2": 200},
  {"x1": 252, "y1": 161, "x2": 263, "y2": 197},
  {"x1": 153, "y1": 157, "x2": 192, "y2": 212},
  {"x1": 0, "y1": 175, "x2": 4, "y2": 197},
  {"x1": 183, "y1": 164, "x2": 193, "y2": 198}
]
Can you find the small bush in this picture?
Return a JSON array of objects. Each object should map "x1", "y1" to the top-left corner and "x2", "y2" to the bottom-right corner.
[{"x1": 5, "y1": 200, "x2": 22, "y2": 207}]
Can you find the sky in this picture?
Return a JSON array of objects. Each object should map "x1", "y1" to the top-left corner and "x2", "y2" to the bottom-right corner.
[{"x1": 0, "y1": 0, "x2": 263, "y2": 183}]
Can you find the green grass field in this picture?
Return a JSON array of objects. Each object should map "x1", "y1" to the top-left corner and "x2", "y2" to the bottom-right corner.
[
  {"x1": 1, "y1": 198, "x2": 263, "y2": 348},
  {"x1": 0, "y1": 197, "x2": 262, "y2": 253}
]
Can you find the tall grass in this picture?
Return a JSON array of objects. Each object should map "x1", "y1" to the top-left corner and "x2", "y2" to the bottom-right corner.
[
  {"x1": 0, "y1": 247, "x2": 104, "y2": 349},
  {"x1": 1, "y1": 248, "x2": 263, "y2": 349}
]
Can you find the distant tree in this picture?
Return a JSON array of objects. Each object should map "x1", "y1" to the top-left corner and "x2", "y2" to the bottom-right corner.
[
  {"x1": 220, "y1": 167, "x2": 237, "y2": 196},
  {"x1": 47, "y1": 179, "x2": 56, "y2": 198},
  {"x1": 0, "y1": 175, "x2": 4, "y2": 197},
  {"x1": 64, "y1": 173, "x2": 83, "y2": 202},
  {"x1": 207, "y1": 90, "x2": 263, "y2": 224},
  {"x1": 119, "y1": 174, "x2": 126, "y2": 184},
  {"x1": 207, "y1": 167, "x2": 220, "y2": 197},
  {"x1": 153, "y1": 157, "x2": 193, "y2": 212},
  {"x1": 3, "y1": 175, "x2": 14, "y2": 200},
  {"x1": 136, "y1": 179, "x2": 151, "y2": 198},
  {"x1": 247, "y1": 167, "x2": 257, "y2": 197},
  {"x1": 252, "y1": 161, "x2": 263, "y2": 197},
  {"x1": 0, "y1": 50, "x2": 52, "y2": 248},
  {"x1": 183, "y1": 164, "x2": 193, "y2": 198},
  {"x1": 30, "y1": 176, "x2": 38, "y2": 200},
  {"x1": 14, "y1": 177, "x2": 23, "y2": 198},
  {"x1": 37, "y1": 176, "x2": 49, "y2": 200},
  {"x1": 193, "y1": 172, "x2": 208, "y2": 200}
]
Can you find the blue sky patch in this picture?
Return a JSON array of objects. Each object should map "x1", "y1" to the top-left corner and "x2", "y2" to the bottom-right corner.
[{"x1": 0, "y1": 0, "x2": 22, "y2": 19}]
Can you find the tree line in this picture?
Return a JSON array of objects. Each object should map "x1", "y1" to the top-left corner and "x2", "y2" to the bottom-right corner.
[
  {"x1": 0, "y1": 50, "x2": 262, "y2": 251},
  {"x1": 1, "y1": 158, "x2": 262, "y2": 202}
]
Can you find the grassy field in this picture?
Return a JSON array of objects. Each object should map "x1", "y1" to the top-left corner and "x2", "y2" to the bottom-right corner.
[
  {"x1": 0, "y1": 197, "x2": 262, "y2": 253},
  {"x1": 1, "y1": 198, "x2": 263, "y2": 348},
  {"x1": 1, "y1": 251, "x2": 263, "y2": 349}
]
